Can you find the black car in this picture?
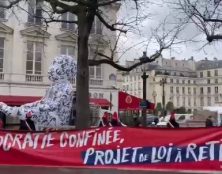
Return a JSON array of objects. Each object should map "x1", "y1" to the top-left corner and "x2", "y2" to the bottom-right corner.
[{"x1": 146, "y1": 114, "x2": 159, "y2": 126}]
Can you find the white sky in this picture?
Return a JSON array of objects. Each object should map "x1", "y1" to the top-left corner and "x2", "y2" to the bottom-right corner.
[{"x1": 117, "y1": 0, "x2": 222, "y2": 64}]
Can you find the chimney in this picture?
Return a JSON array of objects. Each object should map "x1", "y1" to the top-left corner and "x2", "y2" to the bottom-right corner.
[
  {"x1": 171, "y1": 57, "x2": 175, "y2": 60},
  {"x1": 189, "y1": 56, "x2": 194, "y2": 60},
  {"x1": 214, "y1": 57, "x2": 218, "y2": 61},
  {"x1": 205, "y1": 57, "x2": 208, "y2": 61}
]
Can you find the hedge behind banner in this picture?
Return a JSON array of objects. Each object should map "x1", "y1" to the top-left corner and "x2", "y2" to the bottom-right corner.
[{"x1": 0, "y1": 127, "x2": 222, "y2": 171}]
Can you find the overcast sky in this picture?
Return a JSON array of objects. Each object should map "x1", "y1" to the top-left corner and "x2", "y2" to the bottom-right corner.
[{"x1": 117, "y1": 0, "x2": 222, "y2": 64}]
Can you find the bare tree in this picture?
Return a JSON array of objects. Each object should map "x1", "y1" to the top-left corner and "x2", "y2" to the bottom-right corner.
[
  {"x1": 174, "y1": 0, "x2": 222, "y2": 43},
  {"x1": 1, "y1": 0, "x2": 181, "y2": 129}
]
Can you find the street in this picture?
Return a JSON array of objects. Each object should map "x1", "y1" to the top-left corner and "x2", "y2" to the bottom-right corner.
[{"x1": 0, "y1": 167, "x2": 221, "y2": 174}]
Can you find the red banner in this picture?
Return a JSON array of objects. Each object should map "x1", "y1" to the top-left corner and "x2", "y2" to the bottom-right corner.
[
  {"x1": 1, "y1": 127, "x2": 222, "y2": 171},
  {"x1": 118, "y1": 91, "x2": 155, "y2": 110}
]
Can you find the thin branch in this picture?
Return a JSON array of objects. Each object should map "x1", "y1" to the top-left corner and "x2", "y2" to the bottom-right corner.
[{"x1": 95, "y1": 11, "x2": 127, "y2": 33}]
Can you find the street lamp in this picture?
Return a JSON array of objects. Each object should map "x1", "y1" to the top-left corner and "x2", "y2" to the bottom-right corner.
[
  {"x1": 160, "y1": 77, "x2": 167, "y2": 116},
  {"x1": 139, "y1": 52, "x2": 149, "y2": 127}
]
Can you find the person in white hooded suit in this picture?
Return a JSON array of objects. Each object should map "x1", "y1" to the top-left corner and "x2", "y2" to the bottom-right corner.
[{"x1": 0, "y1": 55, "x2": 77, "y2": 130}]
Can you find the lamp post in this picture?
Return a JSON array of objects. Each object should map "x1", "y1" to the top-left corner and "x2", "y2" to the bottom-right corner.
[
  {"x1": 140, "y1": 52, "x2": 149, "y2": 127},
  {"x1": 160, "y1": 77, "x2": 167, "y2": 116}
]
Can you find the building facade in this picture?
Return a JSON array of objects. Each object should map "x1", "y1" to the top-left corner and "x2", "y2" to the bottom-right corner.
[
  {"x1": 122, "y1": 56, "x2": 222, "y2": 112},
  {"x1": 0, "y1": 0, "x2": 119, "y2": 112}
]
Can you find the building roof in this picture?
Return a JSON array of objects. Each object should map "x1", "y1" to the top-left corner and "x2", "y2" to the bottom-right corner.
[{"x1": 196, "y1": 60, "x2": 222, "y2": 70}]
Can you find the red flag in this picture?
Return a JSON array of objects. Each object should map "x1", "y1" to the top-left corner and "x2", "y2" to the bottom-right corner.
[
  {"x1": 118, "y1": 91, "x2": 142, "y2": 110},
  {"x1": 118, "y1": 91, "x2": 155, "y2": 110}
]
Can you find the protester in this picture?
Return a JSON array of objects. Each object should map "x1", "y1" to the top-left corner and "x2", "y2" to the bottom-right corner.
[
  {"x1": 20, "y1": 119, "x2": 36, "y2": 131},
  {"x1": 0, "y1": 55, "x2": 77, "y2": 131},
  {"x1": 205, "y1": 116, "x2": 214, "y2": 127},
  {"x1": 100, "y1": 111, "x2": 111, "y2": 127},
  {"x1": 167, "y1": 112, "x2": 179, "y2": 128},
  {"x1": 0, "y1": 111, "x2": 5, "y2": 129},
  {"x1": 111, "y1": 112, "x2": 119, "y2": 126},
  {"x1": 133, "y1": 116, "x2": 141, "y2": 127}
]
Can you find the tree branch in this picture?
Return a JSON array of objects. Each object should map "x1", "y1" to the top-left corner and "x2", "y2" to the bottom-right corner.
[
  {"x1": 88, "y1": 51, "x2": 161, "y2": 71},
  {"x1": 45, "y1": 0, "x2": 79, "y2": 14},
  {"x1": 95, "y1": 11, "x2": 127, "y2": 33},
  {"x1": 0, "y1": 0, "x2": 21, "y2": 8}
]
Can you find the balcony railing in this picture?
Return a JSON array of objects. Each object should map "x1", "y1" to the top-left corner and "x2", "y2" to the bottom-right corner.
[
  {"x1": 70, "y1": 78, "x2": 103, "y2": 86},
  {"x1": 89, "y1": 79, "x2": 103, "y2": 86},
  {"x1": 26, "y1": 75, "x2": 43, "y2": 82}
]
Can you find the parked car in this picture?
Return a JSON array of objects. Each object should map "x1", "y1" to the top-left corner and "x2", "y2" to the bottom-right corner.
[{"x1": 146, "y1": 114, "x2": 159, "y2": 126}]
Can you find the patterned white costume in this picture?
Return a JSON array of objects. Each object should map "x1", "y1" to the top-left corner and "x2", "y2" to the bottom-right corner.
[{"x1": 0, "y1": 55, "x2": 77, "y2": 130}]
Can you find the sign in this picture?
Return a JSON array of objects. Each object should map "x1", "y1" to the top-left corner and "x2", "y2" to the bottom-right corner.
[{"x1": 0, "y1": 127, "x2": 222, "y2": 172}]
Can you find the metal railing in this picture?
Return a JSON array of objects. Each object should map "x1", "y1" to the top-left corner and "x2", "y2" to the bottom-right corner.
[{"x1": 26, "y1": 75, "x2": 43, "y2": 82}]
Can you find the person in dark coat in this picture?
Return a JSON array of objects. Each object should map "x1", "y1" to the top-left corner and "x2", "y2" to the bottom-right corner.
[
  {"x1": 205, "y1": 116, "x2": 214, "y2": 127},
  {"x1": 167, "y1": 112, "x2": 179, "y2": 128},
  {"x1": 0, "y1": 111, "x2": 6, "y2": 129}
]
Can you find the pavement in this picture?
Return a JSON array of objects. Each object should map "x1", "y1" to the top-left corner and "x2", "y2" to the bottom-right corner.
[{"x1": 0, "y1": 167, "x2": 221, "y2": 174}]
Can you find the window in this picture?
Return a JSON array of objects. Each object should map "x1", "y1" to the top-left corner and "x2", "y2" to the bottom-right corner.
[
  {"x1": 200, "y1": 97, "x2": 204, "y2": 106},
  {"x1": 177, "y1": 97, "x2": 180, "y2": 106},
  {"x1": 188, "y1": 80, "x2": 190, "y2": 84},
  {"x1": 109, "y1": 74, "x2": 116, "y2": 81},
  {"x1": 176, "y1": 79, "x2": 179, "y2": 84},
  {"x1": 208, "y1": 97, "x2": 211, "y2": 106},
  {"x1": 182, "y1": 87, "x2": 185, "y2": 94},
  {"x1": 200, "y1": 72, "x2": 203, "y2": 78},
  {"x1": 207, "y1": 79, "x2": 210, "y2": 84},
  {"x1": 26, "y1": 41, "x2": 43, "y2": 75},
  {"x1": 188, "y1": 98, "x2": 191, "y2": 106},
  {"x1": 188, "y1": 87, "x2": 191, "y2": 94},
  {"x1": 0, "y1": 38, "x2": 4, "y2": 73},
  {"x1": 215, "y1": 86, "x2": 219, "y2": 94},
  {"x1": 182, "y1": 80, "x2": 185, "y2": 84},
  {"x1": 0, "y1": 0, "x2": 6, "y2": 19},
  {"x1": 193, "y1": 87, "x2": 196, "y2": 95},
  {"x1": 61, "y1": 12, "x2": 77, "y2": 31},
  {"x1": 99, "y1": 93, "x2": 103, "y2": 98},
  {"x1": 176, "y1": 87, "x2": 179, "y2": 94},
  {"x1": 93, "y1": 93, "x2": 98, "y2": 98},
  {"x1": 91, "y1": 17, "x2": 102, "y2": 34},
  {"x1": 215, "y1": 70, "x2": 218, "y2": 76},
  {"x1": 194, "y1": 99, "x2": 196, "y2": 106},
  {"x1": 170, "y1": 86, "x2": 173, "y2": 93},
  {"x1": 207, "y1": 71, "x2": 211, "y2": 77},
  {"x1": 61, "y1": 45, "x2": 75, "y2": 57},
  {"x1": 200, "y1": 87, "x2": 204, "y2": 94},
  {"x1": 215, "y1": 96, "x2": 219, "y2": 103},
  {"x1": 28, "y1": 0, "x2": 42, "y2": 25},
  {"x1": 215, "y1": 79, "x2": 218, "y2": 84},
  {"x1": 193, "y1": 80, "x2": 196, "y2": 84},
  {"x1": 207, "y1": 87, "x2": 211, "y2": 94},
  {"x1": 89, "y1": 65, "x2": 101, "y2": 79},
  {"x1": 183, "y1": 97, "x2": 185, "y2": 106},
  {"x1": 170, "y1": 79, "x2": 173, "y2": 83},
  {"x1": 89, "y1": 48, "x2": 102, "y2": 79}
]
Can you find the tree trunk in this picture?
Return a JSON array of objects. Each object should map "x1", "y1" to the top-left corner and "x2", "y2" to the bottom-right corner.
[{"x1": 75, "y1": 10, "x2": 90, "y2": 129}]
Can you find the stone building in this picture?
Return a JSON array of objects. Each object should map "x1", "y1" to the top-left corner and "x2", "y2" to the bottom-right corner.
[
  {"x1": 122, "y1": 55, "x2": 222, "y2": 112},
  {"x1": 0, "y1": 0, "x2": 120, "y2": 113}
]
